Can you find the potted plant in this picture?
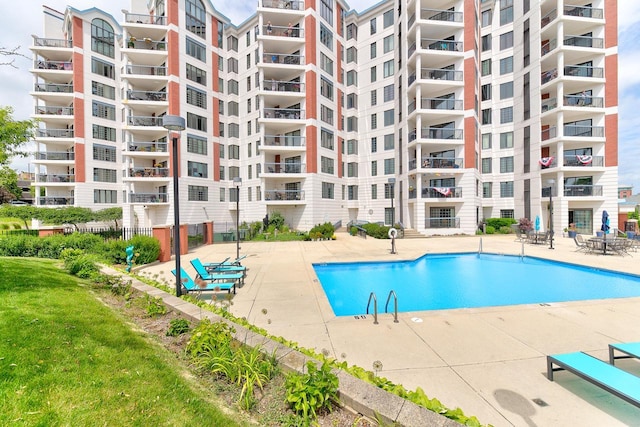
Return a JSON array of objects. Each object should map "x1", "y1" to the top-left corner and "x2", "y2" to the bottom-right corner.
[
  {"x1": 128, "y1": 36, "x2": 136, "y2": 48},
  {"x1": 567, "y1": 223, "x2": 577, "y2": 238}
]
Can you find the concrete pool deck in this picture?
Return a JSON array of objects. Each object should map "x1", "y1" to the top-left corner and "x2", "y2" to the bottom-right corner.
[{"x1": 140, "y1": 233, "x2": 640, "y2": 427}]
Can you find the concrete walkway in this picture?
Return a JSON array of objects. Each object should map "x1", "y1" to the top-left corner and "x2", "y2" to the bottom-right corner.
[{"x1": 139, "y1": 233, "x2": 640, "y2": 427}]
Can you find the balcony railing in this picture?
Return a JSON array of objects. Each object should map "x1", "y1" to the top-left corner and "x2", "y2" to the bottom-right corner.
[
  {"x1": 35, "y1": 106, "x2": 74, "y2": 115},
  {"x1": 127, "y1": 142, "x2": 168, "y2": 152},
  {"x1": 422, "y1": 186, "x2": 462, "y2": 198},
  {"x1": 564, "y1": 65, "x2": 604, "y2": 78},
  {"x1": 542, "y1": 126, "x2": 557, "y2": 141},
  {"x1": 563, "y1": 155, "x2": 604, "y2": 167},
  {"x1": 263, "y1": 135, "x2": 305, "y2": 147},
  {"x1": 36, "y1": 129, "x2": 74, "y2": 138},
  {"x1": 563, "y1": 125, "x2": 605, "y2": 138},
  {"x1": 263, "y1": 108, "x2": 305, "y2": 119},
  {"x1": 35, "y1": 152, "x2": 75, "y2": 161},
  {"x1": 127, "y1": 90, "x2": 167, "y2": 101},
  {"x1": 408, "y1": 14, "x2": 416, "y2": 28},
  {"x1": 262, "y1": 24, "x2": 304, "y2": 38},
  {"x1": 541, "y1": 39, "x2": 557, "y2": 56},
  {"x1": 264, "y1": 162, "x2": 306, "y2": 174},
  {"x1": 128, "y1": 193, "x2": 169, "y2": 203},
  {"x1": 564, "y1": 185, "x2": 603, "y2": 197},
  {"x1": 127, "y1": 115, "x2": 164, "y2": 126},
  {"x1": 263, "y1": 80, "x2": 304, "y2": 92},
  {"x1": 564, "y1": 5, "x2": 603, "y2": 19},
  {"x1": 262, "y1": 52, "x2": 304, "y2": 65},
  {"x1": 420, "y1": 97, "x2": 463, "y2": 110},
  {"x1": 409, "y1": 68, "x2": 463, "y2": 85},
  {"x1": 125, "y1": 64, "x2": 167, "y2": 76},
  {"x1": 36, "y1": 174, "x2": 75, "y2": 183},
  {"x1": 34, "y1": 83, "x2": 73, "y2": 93},
  {"x1": 34, "y1": 60, "x2": 73, "y2": 71},
  {"x1": 421, "y1": 8, "x2": 463, "y2": 22},
  {"x1": 541, "y1": 98, "x2": 557, "y2": 112},
  {"x1": 425, "y1": 217, "x2": 460, "y2": 228},
  {"x1": 261, "y1": 0, "x2": 304, "y2": 11},
  {"x1": 408, "y1": 41, "x2": 417, "y2": 57},
  {"x1": 564, "y1": 35, "x2": 604, "y2": 49},
  {"x1": 422, "y1": 157, "x2": 463, "y2": 169},
  {"x1": 124, "y1": 12, "x2": 167, "y2": 25},
  {"x1": 409, "y1": 128, "x2": 463, "y2": 141},
  {"x1": 563, "y1": 95, "x2": 604, "y2": 108},
  {"x1": 127, "y1": 167, "x2": 169, "y2": 178},
  {"x1": 127, "y1": 39, "x2": 167, "y2": 51},
  {"x1": 421, "y1": 38, "x2": 462, "y2": 52},
  {"x1": 33, "y1": 37, "x2": 72, "y2": 48},
  {"x1": 541, "y1": 9, "x2": 557, "y2": 28},
  {"x1": 541, "y1": 68, "x2": 558, "y2": 84},
  {"x1": 39, "y1": 197, "x2": 74, "y2": 205},
  {"x1": 265, "y1": 189, "x2": 305, "y2": 201}
]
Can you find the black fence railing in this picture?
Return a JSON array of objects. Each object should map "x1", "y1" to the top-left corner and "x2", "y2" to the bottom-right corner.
[
  {"x1": 0, "y1": 229, "x2": 39, "y2": 237},
  {"x1": 63, "y1": 227, "x2": 154, "y2": 241}
]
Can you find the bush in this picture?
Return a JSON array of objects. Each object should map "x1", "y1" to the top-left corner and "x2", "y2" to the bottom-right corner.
[
  {"x1": 269, "y1": 211, "x2": 285, "y2": 230},
  {"x1": 498, "y1": 226, "x2": 512, "y2": 234},
  {"x1": 285, "y1": 361, "x2": 339, "y2": 422},
  {"x1": 485, "y1": 225, "x2": 496, "y2": 234},
  {"x1": 517, "y1": 217, "x2": 534, "y2": 233},
  {"x1": 309, "y1": 222, "x2": 335, "y2": 240},
  {"x1": 101, "y1": 235, "x2": 160, "y2": 265},
  {"x1": 361, "y1": 223, "x2": 390, "y2": 239},
  {"x1": 0, "y1": 233, "x2": 103, "y2": 259},
  {"x1": 485, "y1": 218, "x2": 516, "y2": 230},
  {"x1": 60, "y1": 248, "x2": 100, "y2": 278},
  {"x1": 349, "y1": 226, "x2": 357, "y2": 236},
  {"x1": 167, "y1": 318, "x2": 190, "y2": 336}
]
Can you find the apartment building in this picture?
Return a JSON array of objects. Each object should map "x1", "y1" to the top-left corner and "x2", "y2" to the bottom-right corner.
[{"x1": 30, "y1": 0, "x2": 618, "y2": 235}]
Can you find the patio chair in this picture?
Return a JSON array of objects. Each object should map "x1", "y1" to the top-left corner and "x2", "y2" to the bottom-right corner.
[
  {"x1": 609, "y1": 342, "x2": 640, "y2": 365},
  {"x1": 547, "y1": 351, "x2": 640, "y2": 408},
  {"x1": 190, "y1": 258, "x2": 245, "y2": 288},
  {"x1": 171, "y1": 267, "x2": 236, "y2": 294},
  {"x1": 512, "y1": 225, "x2": 529, "y2": 243},
  {"x1": 192, "y1": 257, "x2": 246, "y2": 277},
  {"x1": 574, "y1": 234, "x2": 590, "y2": 253}
]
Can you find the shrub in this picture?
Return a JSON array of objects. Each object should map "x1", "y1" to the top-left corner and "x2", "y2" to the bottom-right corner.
[
  {"x1": 101, "y1": 235, "x2": 160, "y2": 265},
  {"x1": 498, "y1": 226, "x2": 512, "y2": 234},
  {"x1": 186, "y1": 318, "x2": 235, "y2": 359},
  {"x1": 269, "y1": 211, "x2": 286, "y2": 230},
  {"x1": 349, "y1": 226, "x2": 357, "y2": 236},
  {"x1": 361, "y1": 223, "x2": 390, "y2": 239},
  {"x1": 309, "y1": 222, "x2": 335, "y2": 240},
  {"x1": 517, "y1": 217, "x2": 534, "y2": 233},
  {"x1": 167, "y1": 318, "x2": 190, "y2": 336},
  {"x1": 285, "y1": 361, "x2": 339, "y2": 423},
  {"x1": 485, "y1": 218, "x2": 516, "y2": 230},
  {"x1": 60, "y1": 248, "x2": 100, "y2": 278},
  {"x1": 485, "y1": 225, "x2": 496, "y2": 234}
]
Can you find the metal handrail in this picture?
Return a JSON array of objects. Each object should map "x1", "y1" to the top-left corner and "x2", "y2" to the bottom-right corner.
[
  {"x1": 366, "y1": 292, "x2": 378, "y2": 325},
  {"x1": 384, "y1": 290, "x2": 399, "y2": 323}
]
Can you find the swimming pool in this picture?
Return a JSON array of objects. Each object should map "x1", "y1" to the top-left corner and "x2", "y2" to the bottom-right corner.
[{"x1": 312, "y1": 253, "x2": 640, "y2": 316}]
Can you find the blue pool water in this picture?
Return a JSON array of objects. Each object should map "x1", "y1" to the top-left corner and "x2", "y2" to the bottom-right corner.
[{"x1": 312, "y1": 253, "x2": 640, "y2": 316}]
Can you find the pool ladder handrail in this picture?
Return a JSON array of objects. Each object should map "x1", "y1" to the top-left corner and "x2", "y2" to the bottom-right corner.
[
  {"x1": 366, "y1": 292, "x2": 378, "y2": 324},
  {"x1": 384, "y1": 290, "x2": 399, "y2": 323}
]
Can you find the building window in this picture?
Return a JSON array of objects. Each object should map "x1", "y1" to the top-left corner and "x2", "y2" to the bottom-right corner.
[
  {"x1": 320, "y1": 53, "x2": 333, "y2": 75},
  {"x1": 383, "y1": 84, "x2": 394, "y2": 102},
  {"x1": 93, "y1": 144, "x2": 116, "y2": 162},
  {"x1": 481, "y1": 59, "x2": 492, "y2": 76},
  {"x1": 500, "y1": 0, "x2": 514, "y2": 26},
  {"x1": 481, "y1": 9, "x2": 492, "y2": 27},
  {"x1": 482, "y1": 158, "x2": 492, "y2": 173},
  {"x1": 482, "y1": 108, "x2": 492, "y2": 125},
  {"x1": 322, "y1": 182, "x2": 334, "y2": 199},
  {"x1": 228, "y1": 123, "x2": 239, "y2": 138},
  {"x1": 384, "y1": 158, "x2": 395, "y2": 174},
  {"x1": 188, "y1": 185, "x2": 208, "y2": 201},
  {"x1": 383, "y1": 60, "x2": 394, "y2": 77},
  {"x1": 188, "y1": 161, "x2": 208, "y2": 178},
  {"x1": 320, "y1": 105, "x2": 334, "y2": 125},
  {"x1": 482, "y1": 35, "x2": 492, "y2": 52},
  {"x1": 186, "y1": 63, "x2": 206, "y2": 85},
  {"x1": 92, "y1": 124, "x2": 116, "y2": 141},
  {"x1": 93, "y1": 168, "x2": 117, "y2": 183},
  {"x1": 501, "y1": 209, "x2": 515, "y2": 218},
  {"x1": 320, "y1": 24, "x2": 333, "y2": 49},
  {"x1": 91, "y1": 81, "x2": 115, "y2": 100},
  {"x1": 94, "y1": 189, "x2": 117, "y2": 203},
  {"x1": 383, "y1": 35, "x2": 394, "y2": 53},
  {"x1": 320, "y1": 77, "x2": 334, "y2": 100},
  {"x1": 500, "y1": 156, "x2": 514, "y2": 173},
  {"x1": 371, "y1": 137, "x2": 377, "y2": 153},
  {"x1": 481, "y1": 83, "x2": 492, "y2": 101},
  {"x1": 370, "y1": 17, "x2": 377, "y2": 34},
  {"x1": 186, "y1": 112, "x2": 207, "y2": 131},
  {"x1": 185, "y1": 0, "x2": 206, "y2": 38},
  {"x1": 500, "y1": 132, "x2": 514, "y2": 148},
  {"x1": 321, "y1": 156, "x2": 334, "y2": 174},
  {"x1": 500, "y1": 106, "x2": 513, "y2": 123},
  {"x1": 500, "y1": 181, "x2": 514, "y2": 197},
  {"x1": 187, "y1": 134, "x2": 207, "y2": 155},
  {"x1": 346, "y1": 70, "x2": 357, "y2": 86},
  {"x1": 320, "y1": 0, "x2": 333, "y2": 25},
  {"x1": 227, "y1": 35, "x2": 238, "y2": 52},
  {"x1": 92, "y1": 101, "x2": 115, "y2": 120},
  {"x1": 384, "y1": 134, "x2": 394, "y2": 150},
  {"x1": 482, "y1": 133, "x2": 492, "y2": 149},
  {"x1": 346, "y1": 23, "x2": 357, "y2": 40},
  {"x1": 228, "y1": 79, "x2": 238, "y2": 95},
  {"x1": 346, "y1": 93, "x2": 357, "y2": 109},
  {"x1": 500, "y1": 31, "x2": 514, "y2": 50},
  {"x1": 346, "y1": 47, "x2": 357, "y2": 63},
  {"x1": 370, "y1": 42, "x2": 377, "y2": 59},
  {"x1": 500, "y1": 81, "x2": 513, "y2": 99},
  {"x1": 91, "y1": 19, "x2": 115, "y2": 58},
  {"x1": 347, "y1": 116, "x2": 358, "y2": 132},
  {"x1": 371, "y1": 160, "x2": 377, "y2": 176},
  {"x1": 370, "y1": 66, "x2": 377, "y2": 83},
  {"x1": 383, "y1": 9, "x2": 394, "y2": 28},
  {"x1": 482, "y1": 182, "x2": 492, "y2": 198},
  {"x1": 371, "y1": 89, "x2": 377, "y2": 106},
  {"x1": 347, "y1": 162, "x2": 358, "y2": 177},
  {"x1": 500, "y1": 56, "x2": 513, "y2": 74},
  {"x1": 371, "y1": 183, "x2": 377, "y2": 199},
  {"x1": 227, "y1": 58, "x2": 238, "y2": 73},
  {"x1": 320, "y1": 128, "x2": 334, "y2": 150},
  {"x1": 371, "y1": 113, "x2": 377, "y2": 129},
  {"x1": 186, "y1": 86, "x2": 207, "y2": 108},
  {"x1": 383, "y1": 109, "x2": 394, "y2": 126},
  {"x1": 347, "y1": 139, "x2": 358, "y2": 154},
  {"x1": 91, "y1": 58, "x2": 114, "y2": 79},
  {"x1": 228, "y1": 101, "x2": 239, "y2": 116},
  {"x1": 186, "y1": 37, "x2": 206, "y2": 62}
]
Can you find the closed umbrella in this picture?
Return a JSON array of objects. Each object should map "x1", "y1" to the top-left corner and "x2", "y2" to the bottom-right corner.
[
  {"x1": 601, "y1": 210, "x2": 610, "y2": 254},
  {"x1": 534, "y1": 215, "x2": 541, "y2": 243}
]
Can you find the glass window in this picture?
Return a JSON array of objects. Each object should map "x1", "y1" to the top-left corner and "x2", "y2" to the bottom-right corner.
[
  {"x1": 187, "y1": 134, "x2": 207, "y2": 155},
  {"x1": 92, "y1": 124, "x2": 116, "y2": 141},
  {"x1": 500, "y1": 31, "x2": 514, "y2": 50},
  {"x1": 500, "y1": 181, "x2": 514, "y2": 197},
  {"x1": 383, "y1": 109, "x2": 394, "y2": 126},
  {"x1": 185, "y1": 0, "x2": 206, "y2": 38},
  {"x1": 370, "y1": 17, "x2": 377, "y2": 34},
  {"x1": 500, "y1": 56, "x2": 513, "y2": 74},
  {"x1": 320, "y1": 0, "x2": 333, "y2": 25},
  {"x1": 186, "y1": 86, "x2": 207, "y2": 108},
  {"x1": 320, "y1": 156, "x2": 334, "y2": 174},
  {"x1": 186, "y1": 37, "x2": 206, "y2": 62},
  {"x1": 482, "y1": 108, "x2": 492, "y2": 125},
  {"x1": 371, "y1": 89, "x2": 377, "y2": 106},
  {"x1": 93, "y1": 144, "x2": 116, "y2": 162},
  {"x1": 384, "y1": 134, "x2": 394, "y2": 150},
  {"x1": 320, "y1": 53, "x2": 333, "y2": 75},
  {"x1": 500, "y1": 131, "x2": 514, "y2": 148},
  {"x1": 188, "y1": 161, "x2": 208, "y2": 178},
  {"x1": 186, "y1": 112, "x2": 207, "y2": 131},
  {"x1": 91, "y1": 58, "x2": 114, "y2": 79},
  {"x1": 188, "y1": 185, "x2": 208, "y2": 201},
  {"x1": 227, "y1": 35, "x2": 238, "y2": 52},
  {"x1": 384, "y1": 158, "x2": 395, "y2": 174},
  {"x1": 482, "y1": 182, "x2": 492, "y2": 198},
  {"x1": 500, "y1": 156, "x2": 514, "y2": 173},
  {"x1": 371, "y1": 161, "x2": 377, "y2": 176},
  {"x1": 92, "y1": 101, "x2": 115, "y2": 120},
  {"x1": 93, "y1": 168, "x2": 117, "y2": 183},
  {"x1": 481, "y1": 59, "x2": 492, "y2": 76},
  {"x1": 482, "y1": 35, "x2": 492, "y2": 51},
  {"x1": 320, "y1": 24, "x2": 333, "y2": 49},
  {"x1": 482, "y1": 158, "x2": 492, "y2": 173},
  {"x1": 383, "y1": 9, "x2": 393, "y2": 28},
  {"x1": 94, "y1": 189, "x2": 117, "y2": 203},
  {"x1": 92, "y1": 81, "x2": 115, "y2": 100},
  {"x1": 322, "y1": 182, "x2": 334, "y2": 198},
  {"x1": 320, "y1": 77, "x2": 334, "y2": 100},
  {"x1": 383, "y1": 35, "x2": 394, "y2": 53},
  {"x1": 371, "y1": 137, "x2": 377, "y2": 153},
  {"x1": 500, "y1": 0, "x2": 514, "y2": 25},
  {"x1": 370, "y1": 42, "x2": 377, "y2": 59},
  {"x1": 371, "y1": 113, "x2": 377, "y2": 129},
  {"x1": 500, "y1": 81, "x2": 513, "y2": 99},
  {"x1": 481, "y1": 9, "x2": 492, "y2": 27},
  {"x1": 370, "y1": 66, "x2": 377, "y2": 82},
  {"x1": 500, "y1": 106, "x2": 513, "y2": 123},
  {"x1": 91, "y1": 19, "x2": 115, "y2": 58},
  {"x1": 186, "y1": 63, "x2": 206, "y2": 85},
  {"x1": 320, "y1": 128, "x2": 334, "y2": 150},
  {"x1": 482, "y1": 133, "x2": 492, "y2": 149},
  {"x1": 383, "y1": 60, "x2": 394, "y2": 77},
  {"x1": 481, "y1": 83, "x2": 492, "y2": 101}
]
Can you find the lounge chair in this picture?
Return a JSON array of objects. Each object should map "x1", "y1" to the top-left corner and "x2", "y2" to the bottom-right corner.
[
  {"x1": 547, "y1": 351, "x2": 640, "y2": 408},
  {"x1": 189, "y1": 258, "x2": 245, "y2": 288},
  {"x1": 609, "y1": 342, "x2": 640, "y2": 365},
  {"x1": 574, "y1": 234, "x2": 590, "y2": 253},
  {"x1": 191, "y1": 257, "x2": 246, "y2": 277},
  {"x1": 171, "y1": 267, "x2": 237, "y2": 294}
]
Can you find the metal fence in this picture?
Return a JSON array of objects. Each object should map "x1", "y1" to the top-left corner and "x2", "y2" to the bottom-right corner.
[{"x1": 63, "y1": 227, "x2": 154, "y2": 241}]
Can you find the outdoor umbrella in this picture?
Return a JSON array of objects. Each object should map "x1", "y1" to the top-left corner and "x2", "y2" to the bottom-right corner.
[
  {"x1": 534, "y1": 215, "x2": 541, "y2": 243},
  {"x1": 601, "y1": 210, "x2": 610, "y2": 254}
]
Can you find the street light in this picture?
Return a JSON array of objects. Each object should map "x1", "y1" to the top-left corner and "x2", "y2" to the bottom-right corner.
[
  {"x1": 162, "y1": 115, "x2": 186, "y2": 297},
  {"x1": 233, "y1": 176, "x2": 242, "y2": 260},
  {"x1": 388, "y1": 177, "x2": 396, "y2": 226},
  {"x1": 546, "y1": 178, "x2": 555, "y2": 250}
]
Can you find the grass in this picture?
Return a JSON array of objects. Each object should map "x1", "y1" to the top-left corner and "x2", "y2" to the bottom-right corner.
[{"x1": 0, "y1": 257, "x2": 244, "y2": 426}]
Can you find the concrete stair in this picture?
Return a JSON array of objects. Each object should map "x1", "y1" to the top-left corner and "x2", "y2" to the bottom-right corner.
[{"x1": 401, "y1": 228, "x2": 425, "y2": 239}]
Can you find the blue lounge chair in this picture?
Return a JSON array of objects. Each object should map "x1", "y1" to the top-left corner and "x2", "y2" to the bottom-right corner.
[
  {"x1": 189, "y1": 259, "x2": 244, "y2": 288},
  {"x1": 192, "y1": 257, "x2": 246, "y2": 276},
  {"x1": 171, "y1": 268, "x2": 236, "y2": 294},
  {"x1": 547, "y1": 351, "x2": 640, "y2": 408},
  {"x1": 609, "y1": 342, "x2": 640, "y2": 365}
]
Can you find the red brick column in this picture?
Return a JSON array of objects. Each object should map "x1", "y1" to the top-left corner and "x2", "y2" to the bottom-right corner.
[
  {"x1": 180, "y1": 224, "x2": 188, "y2": 255},
  {"x1": 153, "y1": 226, "x2": 172, "y2": 262},
  {"x1": 38, "y1": 228, "x2": 64, "y2": 237},
  {"x1": 203, "y1": 221, "x2": 214, "y2": 245}
]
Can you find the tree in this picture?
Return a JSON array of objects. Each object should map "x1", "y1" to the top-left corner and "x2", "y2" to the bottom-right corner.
[
  {"x1": 0, "y1": 106, "x2": 36, "y2": 166},
  {"x1": 0, "y1": 166, "x2": 21, "y2": 200},
  {"x1": 35, "y1": 206, "x2": 94, "y2": 230},
  {"x1": 94, "y1": 207, "x2": 123, "y2": 228},
  {"x1": 1, "y1": 46, "x2": 29, "y2": 68},
  {"x1": 0, "y1": 204, "x2": 36, "y2": 229}
]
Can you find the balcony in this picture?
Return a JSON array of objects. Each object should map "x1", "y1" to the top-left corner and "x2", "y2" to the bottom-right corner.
[
  {"x1": 564, "y1": 185, "x2": 603, "y2": 197},
  {"x1": 260, "y1": 0, "x2": 304, "y2": 11},
  {"x1": 263, "y1": 108, "x2": 305, "y2": 120},
  {"x1": 33, "y1": 83, "x2": 73, "y2": 94},
  {"x1": 127, "y1": 90, "x2": 167, "y2": 102},
  {"x1": 127, "y1": 167, "x2": 169, "y2": 178},
  {"x1": 264, "y1": 162, "x2": 305, "y2": 174},
  {"x1": 127, "y1": 115, "x2": 164, "y2": 126},
  {"x1": 36, "y1": 174, "x2": 75, "y2": 183},
  {"x1": 541, "y1": 68, "x2": 558, "y2": 85},
  {"x1": 418, "y1": 97, "x2": 463, "y2": 111},
  {"x1": 541, "y1": 9, "x2": 557, "y2": 28},
  {"x1": 419, "y1": 38, "x2": 463, "y2": 52},
  {"x1": 262, "y1": 80, "x2": 304, "y2": 93},
  {"x1": 563, "y1": 155, "x2": 604, "y2": 167},
  {"x1": 127, "y1": 142, "x2": 168, "y2": 153},
  {"x1": 124, "y1": 12, "x2": 167, "y2": 25},
  {"x1": 128, "y1": 193, "x2": 169, "y2": 203},
  {"x1": 410, "y1": 157, "x2": 463, "y2": 170},
  {"x1": 564, "y1": 35, "x2": 604, "y2": 49},
  {"x1": 541, "y1": 98, "x2": 557, "y2": 113},
  {"x1": 262, "y1": 24, "x2": 304, "y2": 39},
  {"x1": 422, "y1": 186, "x2": 462, "y2": 198},
  {"x1": 34, "y1": 60, "x2": 72, "y2": 71},
  {"x1": 564, "y1": 65, "x2": 604, "y2": 78},
  {"x1": 542, "y1": 127, "x2": 557, "y2": 141},
  {"x1": 563, "y1": 95, "x2": 604, "y2": 108},
  {"x1": 420, "y1": 8, "x2": 463, "y2": 23},
  {"x1": 34, "y1": 105, "x2": 73, "y2": 116},
  {"x1": 563, "y1": 125, "x2": 605, "y2": 138},
  {"x1": 34, "y1": 152, "x2": 75, "y2": 161},
  {"x1": 425, "y1": 217, "x2": 460, "y2": 228},
  {"x1": 262, "y1": 52, "x2": 304, "y2": 65},
  {"x1": 38, "y1": 196, "x2": 74, "y2": 206},
  {"x1": 32, "y1": 37, "x2": 72, "y2": 48},
  {"x1": 563, "y1": 5, "x2": 603, "y2": 19},
  {"x1": 36, "y1": 129, "x2": 74, "y2": 138},
  {"x1": 541, "y1": 39, "x2": 557, "y2": 57},
  {"x1": 409, "y1": 68, "x2": 463, "y2": 86},
  {"x1": 126, "y1": 38, "x2": 167, "y2": 51},
  {"x1": 263, "y1": 135, "x2": 305, "y2": 147},
  {"x1": 125, "y1": 64, "x2": 167, "y2": 76},
  {"x1": 265, "y1": 189, "x2": 305, "y2": 201}
]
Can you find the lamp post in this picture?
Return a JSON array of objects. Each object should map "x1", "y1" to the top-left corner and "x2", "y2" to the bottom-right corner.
[
  {"x1": 388, "y1": 177, "x2": 396, "y2": 226},
  {"x1": 233, "y1": 176, "x2": 242, "y2": 260},
  {"x1": 162, "y1": 115, "x2": 186, "y2": 297},
  {"x1": 546, "y1": 179, "x2": 555, "y2": 250}
]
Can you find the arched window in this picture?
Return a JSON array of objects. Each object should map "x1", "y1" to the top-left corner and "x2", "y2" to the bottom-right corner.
[
  {"x1": 185, "y1": 0, "x2": 206, "y2": 39},
  {"x1": 91, "y1": 18, "x2": 115, "y2": 58}
]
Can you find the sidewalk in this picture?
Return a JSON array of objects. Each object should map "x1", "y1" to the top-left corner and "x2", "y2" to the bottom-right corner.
[{"x1": 140, "y1": 233, "x2": 640, "y2": 427}]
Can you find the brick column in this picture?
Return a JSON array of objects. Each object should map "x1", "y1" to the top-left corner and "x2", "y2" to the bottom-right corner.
[
  {"x1": 203, "y1": 221, "x2": 214, "y2": 245},
  {"x1": 153, "y1": 226, "x2": 172, "y2": 262},
  {"x1": 180, "y1": 224, "x2": 189, "y2": 255}
]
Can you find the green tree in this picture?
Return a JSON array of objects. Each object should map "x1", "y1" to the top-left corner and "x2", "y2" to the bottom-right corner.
[
  {"x1": 36, "y1": 206, "x2": 94, "y2": 230},
  {"x1": 0, "y1": 204, "x2": 36, "y2": 229},
  {"x1": 0, "y1": 166, "x2": 21, "y2": 199},
  {"x1": 94, "y1": 207, "x2": 123, "y2": 228},
  {"x1": 0, "y1": 106, "x2": 36, "y2": 166}
]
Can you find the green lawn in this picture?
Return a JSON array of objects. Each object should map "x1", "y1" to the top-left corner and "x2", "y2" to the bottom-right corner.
[{"x1": 0, "y1": 257, "x2": 244, "y2": 426}]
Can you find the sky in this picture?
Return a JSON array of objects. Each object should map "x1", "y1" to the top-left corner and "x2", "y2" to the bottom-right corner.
[{"x1": 1, "y1": 0, "x2": 639, "y2": 193}]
